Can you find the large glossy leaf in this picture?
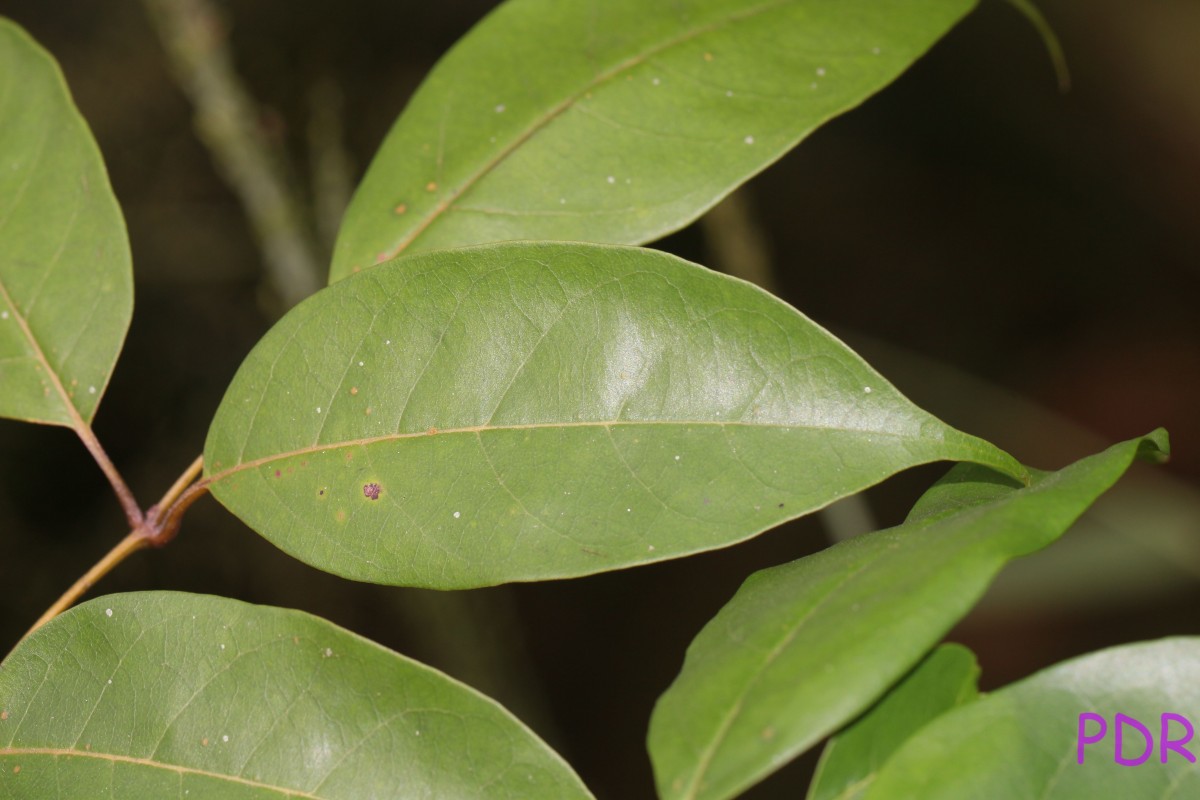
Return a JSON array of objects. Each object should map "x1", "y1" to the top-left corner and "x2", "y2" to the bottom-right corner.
[
  {"x1": 807, "y1": 644, "x2": 979, "y2": 800},
  {"x1": 647, "y1": 429, "x2": 1168, "y2": 800},
  {"x1": 206, "y1": 242, "x2": 1021, "y2": 588},
  {"x1": 864, "y1": 638, "x2": 1200, "y2": 799},
  {"x1": 330, "y1": 0, "x2": 977, "y2": 281},
  {"x1": 0, "y1": 592, "x2": 593, "y2": 799},
  {"x1": 0, "y1": 19, "x2": 132, "y2": 426}
]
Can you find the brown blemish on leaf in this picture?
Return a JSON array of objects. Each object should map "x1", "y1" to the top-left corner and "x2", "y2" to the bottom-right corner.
[
  {"x1": 292, "y1": 636, "x2": 300, "y2": 644},
  {"x1": 201, "y1": 738, "x2": 209, "y2": 747},
  {"x1": 350, "y1": 387, "x2": 359, "y2": 396},
  {"x1": 12, "y1": 766, "x2": 19, "y2": 774},
  {"x1": 703, "y1": 52, "x2": 714, "y2": 61},
  {"x1": 427, "y1": 427, "x2": 438, "y2": 435},
  {"x1": 274, "y1": 470, "x2": 282, "y2": 478},
  {"x1": 394, "y1": 203, "x2": 407, "y2": 215},
  {"x1": 0, "y1": 710, "x2": 7, "y2": 720},
  {"x1": 336, "y1": 509, "x2": 347, "y2": 522},
  {"x1": 761, "y1": 726, "x2": 775, "y2": 741},
  {"x1": 363, "y1": 482, "x2": 382, "y2": 500},
  {"x1": 425, "y1": 181, "x2": 437, "y2": 192}
]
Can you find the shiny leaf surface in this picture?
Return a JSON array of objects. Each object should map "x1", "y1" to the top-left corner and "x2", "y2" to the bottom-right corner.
[{"x1": 206, "y1": 242, "x2": 1020, "y2": 588}]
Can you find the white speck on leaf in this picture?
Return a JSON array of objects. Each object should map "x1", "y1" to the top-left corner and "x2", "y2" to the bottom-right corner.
[
  {"x1": 816, "y1": 67, "x2": 826, "y2": 77},
  {"x1": 222, "y1": 735, "x2": 229, "y2": 743},
  {"x1": 358, "y1": 361, "x2": 364, "y2": 367},
  {"x1": 494, "y1": 103, "x2": 506, "y2": 113},
  {"x1": 323, "y1": 647, "x2": 333, "y2": 658},
  {"x1": 0, "y1": 311, "x2": 8, "y2": 320},
  {"x1": 559, "y1": 198, "x2": 566, "y2": 204},
  {"x1": 105, "y1": 608, "x2": 112, "y2": 617},
  {"x1": 220, "y1": 644, "x2": 225, "y2": 650},
  {"x1": 810, "y1": 82, "x2": 818, "y2": 90},
  {"x1": 872, "y1": 46, "x2": 881, "y2": 55},
  {"x1": 674, "y1": 455, "x2": 681, "y2": 461},
  {"x1": 453, "y1": 511, "x2": 461, "y2": 519},
  {"x1": 107, "y1": 679, "x2": 112, "y2": 684},
  {"x1": 88, "y1": 386, "x2": 96, "y2": 394},
  {"x1": 652, "y1": 77, "x2": 660, "y2": 86},
  {"x1": 648, "y1": 545, "x2": 655, "y2": 552},
  {"x1": 744, "y1": 135, "x2": 754, "y2": 145},
  {"x1": 863, "y1": 386, "x2": 872, "y2": 393},
  {"x1": 626, "y1": 508, "x2": 632, "y2": 513},
  {"x1": 316, "y1": 407, "x2": 322, "y2": 414},
  {"x1": 725, "y1": 90, "x2": 733, "y2": 97},
  {"x1": 606, "y1": 175, "x2": 615, "y2": 184},
  {"x1": 385, "y1": 339, "x2": 391, "y2": 345}
]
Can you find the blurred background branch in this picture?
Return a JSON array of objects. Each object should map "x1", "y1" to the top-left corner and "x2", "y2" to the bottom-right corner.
[{"x1": 141, "y1": 0, "x2": 323, "y2": 311}]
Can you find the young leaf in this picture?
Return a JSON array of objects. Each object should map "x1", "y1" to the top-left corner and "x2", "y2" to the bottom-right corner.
[
  {"x1": 0, "y1": 592, "x2": 594, "y2": 799},
  {"x1": 205, "y1": 242, "x2": 1021, "y2": 588},
  {"x1": 330, "y1": 0, "x2": 977, "y2": 281},
  {"x1": 807, "y1": 644, "x2": 980, "y2": 800},
  {"x1": 864, "y1": 638, "x2": 1200, "y2": 799},
  {"x1": 647, "y1": 429, "x2": 1167, "y2": 800},
  {"x1": 0, "y1": 19, "x2": 133, "y2": 427}
]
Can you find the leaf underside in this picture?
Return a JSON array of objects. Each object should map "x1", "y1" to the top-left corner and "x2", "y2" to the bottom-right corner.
[
  {"x1": 206, "y1": 242, "x2": 1021, "y2": 588},
  {"x1": 0, "y1": 18, "x2": 132, "y2": 427},
  {"x1": 330, "y1": 0, "x2": 978, "y2": 281}
]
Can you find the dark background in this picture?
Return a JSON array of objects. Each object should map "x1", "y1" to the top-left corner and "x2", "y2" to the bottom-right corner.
[{"x1": 2, "y1": 1, "x2": 1199, "y2": 796}]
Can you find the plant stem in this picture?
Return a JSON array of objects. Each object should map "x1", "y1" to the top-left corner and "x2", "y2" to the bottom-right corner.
[
  {"x1": 21, "y1": 454, "x2": 208, "y2": 640},
  {"x1": 22, "y1": 530, "x2": 149, "y2": 640},
  {"x1": 75, "y1": 424, "x2": 144, "y2": 528},
  {"x1": 155, "y1": 454, "x2": 205, "y2": 515}
]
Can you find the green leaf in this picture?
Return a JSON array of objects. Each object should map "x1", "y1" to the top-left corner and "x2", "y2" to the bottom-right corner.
[
  {"x1": 647, "y1": 429, "x2": 1167, "y2": 800},
  {"x1": 205, "y1": 241, "x2": 1020, "y2": 588},
  {"x1": 0, "y1": 18, "x2": 133, "y2": 427},
  {"x1": 864, "y1": 638, "x2": 1200, "y2": 799},
  {"x1": 0, "y1": 592, "x2": 593, "y2": 799},
  {"x1": 330, "y1": 0, "x2": 978, "y2": 282},
  {"x1": 807, "y1": 644, "x2": 980, "y2": 800}
]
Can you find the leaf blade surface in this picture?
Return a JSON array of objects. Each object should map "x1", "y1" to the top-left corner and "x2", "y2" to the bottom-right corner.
[
  {"x1": 864, "y1": 637, "x2": 1200, "y2": 799},
  {"x1": 0, "y1": 592, "x2": 593, "y2": 800},
  {"x1": 647, "y1": 429, "x2": 1167, "y2": 800},
  {"x1": 207, "y1": 242, "x2": 1020, "y2": 587},
  {"x1": 330, "y1": 0, "x2": 977, "y2": 280},
  {"x1": 0, "y1": 19, "x2": 132, "y2": 427}
]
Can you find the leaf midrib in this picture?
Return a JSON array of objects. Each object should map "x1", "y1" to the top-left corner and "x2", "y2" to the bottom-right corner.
[
  {"x1": 0, "y1": 747, "x2": 321, "y2": 798},
  {"x1": 209, "y1": 417, "x2": 917, "y2": 486},
  {"x1": 678, "y1": 557, "x2": 876, "y2": 800},
  {"x1": 0, "y1": 274, "x2": 85, "y2": 428},
  {"x1": 373, "y1": 0, "x2": 793, "y2": 263}
]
